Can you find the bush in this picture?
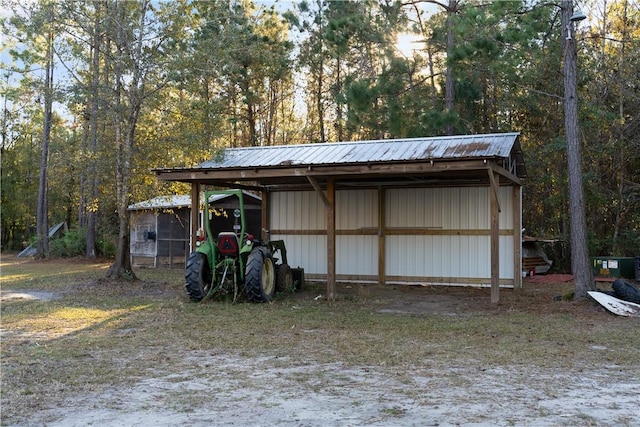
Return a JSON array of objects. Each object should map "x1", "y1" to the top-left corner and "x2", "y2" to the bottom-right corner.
[
  {"x1": 97, "y1": 236, "x2": 117, "y2": 258},
  {"x1": 46, "y1": 227, "x2": 117, "y2": 258},
  {"x1": 49, "y1": 228, "x2": 87, "y2": 258}
]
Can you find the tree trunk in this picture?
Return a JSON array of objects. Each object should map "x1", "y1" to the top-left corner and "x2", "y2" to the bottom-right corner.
[
  {"x1": 335, "y1": 55, "x2": 343, "y2": 142},
  {"x1": 36, "y1": 4, "x2": 54, "y2": 259},
  {"x1": 444, "y1": 0, "x2": 457, "y2": 136},
  {"x1": 612, "y1": 0, "x2": 628, "y2": 253},
  {"x1": 317, "y1": 65, "x2": 326, "y2": 143},
  {"x1": 562, "y1": 0, "x2": 593, "y2": 300},
  {"x1": 86, "y1": 1, "x2": 103, "y2": 259},
  {"x1": 107, "y1": 0, "x2": 150, "y2": 280}
]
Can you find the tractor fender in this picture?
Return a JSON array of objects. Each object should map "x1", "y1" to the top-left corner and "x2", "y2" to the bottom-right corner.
[
  {"x1": 195, "y1": 241, "x2": 217, "y2": 270},
  {"x1": 239, "y1": 239, "x2": 255, "y2": 256}
]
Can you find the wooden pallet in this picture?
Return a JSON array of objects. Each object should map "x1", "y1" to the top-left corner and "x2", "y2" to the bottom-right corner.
[{"x1": 522, "y1": 256, "x2": 548, "y2": 272}]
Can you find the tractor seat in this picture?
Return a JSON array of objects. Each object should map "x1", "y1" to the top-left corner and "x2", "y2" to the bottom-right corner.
[{"x1": 217, "y1": 232, "x2": 239, "y2": 256}]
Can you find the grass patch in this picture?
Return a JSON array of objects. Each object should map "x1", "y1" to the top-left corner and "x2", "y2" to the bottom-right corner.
[{"x1": 2, "y1": 257, "x2": 640, "y2": 425}]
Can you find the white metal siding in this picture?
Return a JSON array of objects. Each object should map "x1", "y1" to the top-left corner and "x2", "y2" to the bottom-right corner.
[
  {"x1": 336, "y1": 189, "x2": 377, "y2": 228},
  {"x1": 336, "y1": 236, "x2": 377, "y2": 275},
  {"x1": 386, "y1": 188, "x2": 444, "y2": 228},
  {"x1": 271, "y1": 186, "x2": 516, "y2": 283},
  {"x1": 336, "y1": 189, "x2": 378, "y2": 276},
  {"x1": 271, "y1": 191, "x2": 325, "y2": 230},
  {"x1": 386, "y1": 235, "x2": 490, "y2": 278},
  {"x1": 271, "y1": 191, "x2": 326, "y2": 274},
  {"x1": 386, "y1": 187, "x2": 514, "y2": 280},
  {"x1": 270, "y1": 234, "x2": 327, "y2": 274}
]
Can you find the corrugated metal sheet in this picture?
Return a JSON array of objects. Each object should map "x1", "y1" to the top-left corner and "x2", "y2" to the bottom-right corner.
[
  {"x1": 271, "y1": 185, "x2": 517, "y2": 281},
  {"x1": 337, "y1": 235, "x2": 377, "y2": 275},
  {"x1": 198, "y1": 132, "x2": 520, "y2": 169},
  {"x1": 269, "y1": 234, "x2": 327, "y2": 274},
  {"x1": 386, "y1": 235, "x2": 492, "y2": 278},
  {"x1": 128, "y1": 191, "x2": 261, "y2": 210},
  {"x1": 270, "y1": 191, "x2": 325, "y2": 230},
  {"x1": 336, "y1": 189, "x2": 377, "y2": 229}
]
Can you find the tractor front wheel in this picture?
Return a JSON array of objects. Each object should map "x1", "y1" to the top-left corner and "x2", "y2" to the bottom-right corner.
[
  {"x1": 245, "y1": 247, "x2": 276, "y2": 302},
  {"x1": 185, "y1": 252, "x2": 212, "y2": 302}
]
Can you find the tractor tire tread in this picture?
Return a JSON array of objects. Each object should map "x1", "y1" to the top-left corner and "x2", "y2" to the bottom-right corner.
[
  {"x1": 245, "y1": 247, "x2": 275, "y2": 303},
  {"x1": 185, "y1": 252, "x2": 208, "y2": 302}
]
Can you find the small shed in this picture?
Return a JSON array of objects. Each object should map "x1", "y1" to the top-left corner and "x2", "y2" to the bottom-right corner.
[
  {"x1": 154, "y1": 133, "x2": 526, "y2": 302},
  {"x1": 128, "y1": 192, "x2": 261, "y2": 268}
]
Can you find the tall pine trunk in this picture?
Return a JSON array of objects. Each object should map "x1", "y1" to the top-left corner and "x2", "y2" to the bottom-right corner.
[
  {"x1": 562, "y1": 0, "x2": 593, "y2": 300},
  {"x1": 86, "y1": 1, "x2": 103, "y2": 259},
  {"x1": 36, "y1": 4, "x2": 54, "y2": 259},
  {"x1": 444, "y1": 0, "x2": 457, "y2": 136}
]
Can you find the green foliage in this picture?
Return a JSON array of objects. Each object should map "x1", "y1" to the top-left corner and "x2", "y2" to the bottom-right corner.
[
  {"x1": 1, "y1": 0, "x2": 639, "y2": 265},
  {"x1": 47, "y1": 228, "x2": 116, "y2": 258},
  {"x1": 49, "y1": 228, "x2": 86, "y2": 258}
]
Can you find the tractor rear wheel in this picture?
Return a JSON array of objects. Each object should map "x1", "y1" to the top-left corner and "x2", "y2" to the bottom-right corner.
[
  {"x1": 245, "y1": 247, "x2": 276, "y2": 302},
  {"x1": 185, "y1": 252, "x2": 212, "y2": 302},
  {"x1": 276, "y1": 264, "x2": 294, "y2": 292}
]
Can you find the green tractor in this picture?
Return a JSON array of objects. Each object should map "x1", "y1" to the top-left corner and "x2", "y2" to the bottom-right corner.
[{"x1": 185, "y1": 189, "x2": 293, "y2": 303}]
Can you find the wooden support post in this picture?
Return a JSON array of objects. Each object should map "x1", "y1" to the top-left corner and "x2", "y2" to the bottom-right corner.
[
  {"x1": 488, "y1": 167, "x2": 502, "y2": 213},
  {"x1": 490, "y1": 170, "x2": 500, "y2": 303},
  {"x1": 326, "y1": 179, "x2": 336, "y2": 301},
  {"x1": 513, "y1": 185, "x2": 522, "y2": 289},
  {"x1": 378, "y1": 187, "x2": 386, "y2": 285},
  {"x1": 190, "y1": 182, "x2": 199, "y2": 254}
]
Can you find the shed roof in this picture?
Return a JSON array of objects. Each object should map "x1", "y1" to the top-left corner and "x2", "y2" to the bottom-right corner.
[
  {"x1": 128, "y1": 191, "x2": 261, "y2": 211},
  {"x1": 201, "y1": 132, "x2": 521, "y2": 168},
  {"x1": 155, "y1": 133, "x2": 525, "y2": 190}
]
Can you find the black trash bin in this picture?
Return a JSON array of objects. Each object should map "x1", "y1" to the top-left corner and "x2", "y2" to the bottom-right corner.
[{"x1": 636, "y1": 256, "x2": 640, "y2": 282}]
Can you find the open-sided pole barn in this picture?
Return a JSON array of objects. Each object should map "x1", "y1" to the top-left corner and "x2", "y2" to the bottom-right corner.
[{"x1": 154, "y1": 133, "x2": 526, "y2": 303}]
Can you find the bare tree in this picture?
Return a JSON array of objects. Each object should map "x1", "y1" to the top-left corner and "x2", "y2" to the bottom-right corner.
[{"x1": 106, "y1": 0, "x2": 159, "y2": 279}]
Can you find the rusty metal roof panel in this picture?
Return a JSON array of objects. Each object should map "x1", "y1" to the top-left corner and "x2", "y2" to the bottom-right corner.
[{"x1": 198, "y1": 133, "x2": 520, "y2": 169}]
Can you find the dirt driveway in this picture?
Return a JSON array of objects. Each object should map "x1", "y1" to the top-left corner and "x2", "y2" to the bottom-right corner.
[{"x1": 31, "y1": 349, "x2": 639, "y2": 427}]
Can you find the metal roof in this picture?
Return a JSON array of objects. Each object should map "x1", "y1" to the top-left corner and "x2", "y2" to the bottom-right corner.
[
  {"x1": 199, "y1": 132, "x2": 522, "y2": 169},
  {"x1": 128, "y1": 191, "x2": 261, "y2": 211},
  {"x1": 155, "y1": 133, "x2": 526, "y2": 189}
]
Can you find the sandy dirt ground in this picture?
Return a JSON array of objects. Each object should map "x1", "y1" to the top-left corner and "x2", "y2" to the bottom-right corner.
[{"x1": 21, "y1": 351, "x2": 640, "y2": 427}]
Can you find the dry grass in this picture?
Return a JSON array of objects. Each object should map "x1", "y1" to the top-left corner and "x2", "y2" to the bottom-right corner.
[{"x1": 1, "y1": 256, "x2": 639, "y2": 425}]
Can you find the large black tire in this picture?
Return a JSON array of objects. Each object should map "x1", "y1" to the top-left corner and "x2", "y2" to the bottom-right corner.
[
  {"x1": 185, "y1": 252, "x2": 212, "y2": 302},
  {"x1": 245, "y1": 247, "x2": 276, "y2": 303},
  {"x1": 276, "y1": 264, "x2": 294, "y2": 293},
  {"x1": 611, "y1": 279, "x2": 640, "y2": 304}
]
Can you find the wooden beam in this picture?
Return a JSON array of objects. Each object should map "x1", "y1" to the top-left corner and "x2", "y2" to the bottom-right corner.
[
  {"x1": 490, "y1": 170, "x2": 500, "y2": 303},
  {"x1": 189, "y1": 182, "x2": 199, "y2": 253},
  {"x1": 378, "y1": 187, "x2": 386, "y2": 285},
  {"x1": 489, "y1": 164, "x2": 523, "y2": 186},
  {"x1": 513, "y1": 185, "x2": 523, "y2": 289},
  {"x1": 269, "y1": 228, "x2": 515, "y2": 236},
  {"x1": 326, "y1": 179, "x2": 336, "y2": 301},
  {"x1": 488, "y1": 167, "x2": 502, "y2": 213},
  {"x1": 307, "y1": 176, "x2": 330, "y2": 208},
  {"x1": 155, "y1": 159, "x2": 494, "y2": 183}
]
